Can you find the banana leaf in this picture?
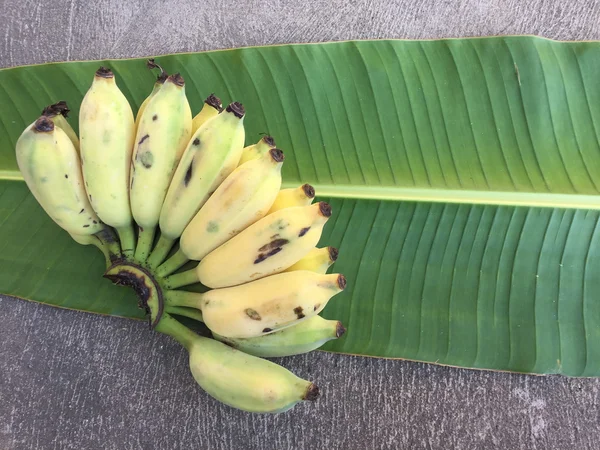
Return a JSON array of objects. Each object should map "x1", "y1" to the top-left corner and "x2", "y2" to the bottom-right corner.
[{"x1": 1, "y1": 36, "x2": 600, "y2": 376}]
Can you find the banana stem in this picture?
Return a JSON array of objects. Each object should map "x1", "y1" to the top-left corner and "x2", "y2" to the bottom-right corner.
[
  {"x1": 156, "y1": 248, "x2": 190, "y2": 278},
  {"x1": 95, "y1": 228, "x2": 123, "y2": 263},
  {"x1": 164, "y1": 289, "x2": 203, "y2": 308},
  {"x1": 147, "y1": 234, "x2": 176, "y2": 269},
  {"x1": 154, "y1": 313, "x2": 199, "y2": 351},
  {"x1": 164, "y1": 305, "x2": 204, "y2": 322},
  {"x1": 116, "y1": 224, "x2": 136, "y2": 259},
  {"x1": 134, "y1": 226, "x2": 155, "y2": 263},
  {"x1": 163, "y1": 268, "x2": 200, "y2": 289},
  {"x1": 90, "y1": 240, "x2": 113, "y2": 268}
]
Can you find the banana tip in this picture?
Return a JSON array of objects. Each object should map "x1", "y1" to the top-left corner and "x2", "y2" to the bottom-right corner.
[
  {"x1": 226, "y1": 102, "x2": 245, "y2": 118},
  {"x1": 168, "y1": 73, "x2": 185, "y2": 87},
  {"x1": 269, "y1": 148, "x2": 285, "y2": 163},
  {"x1": 41, "y1": 101, "x2": 70, "y2": 118},
  {"x1": 302, "y1": 184, "x2": 316, "y2": 199},
  {"x1": 303, "y1": 383, "x2": 320, "y2": 402},
  {"x1": 33, "y1": 116, "x2": 54, "y2": 133},
  {"x1": 328, "y1": 246, "x2": 339, "y2": 262},
  {"x1": 95, "y1": 66, "x2": 114, "y2": 78},
  {"x1": 262, "y1": 135, "x2": 276, "y2": 147},
  {"x1": 318, "y1": 202, "x2": 332, "y2": 218},
  {"x1": 337, "y1": 274, "x2": 347, "y2": 290},
  {"x1": 336, "y1": 321, "x2": 347, "y2": 338},
  {"x1": 205, "y1": 93, "x2": 223, "y2": 111}
]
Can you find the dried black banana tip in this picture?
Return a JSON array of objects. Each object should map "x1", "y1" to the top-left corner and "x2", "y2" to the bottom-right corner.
[
  {"x1": 303, "y1": 383, "x2": 320, "y2": 402},
  {"x1": 204, "y1": 93, "x2": 223, "y2": 111},
  {"x1": 226, "y1": 102, "x2": 245, "y2": 118},
  {"x1": 33, "y1": 116, "x2": 54, "y2": 133},
  {"x1": 262, "y1": 135, "x2": 276, "y2": 147},
  {"x1": 269, "y1": 148, "x2": 285, "y2": 163},
  {"x1": 95, "y1": 66, "x2": 114, "y2": 78},
  {"x1": 336, "y1": 321, "x2": 347, "y2": 338},
  {"x1": 337, "y1": 274, "x2": 347, "y2": 290},
  {"x1": 318, "y1": 201, "x2": 332, "y2": 218},
  {"x1": 168, "y1": 73, "x2": 185, "y2": 87},
  {"x1": 302, "y1": 183, "x2": 316, "y2": 199},
  {"x1": 147, "y1": 59, "x2": 168, "y2": 83},
  {"x1": 41, "y1": 100, "x2": 70, "y2": 118},
  {"x1": 328, "y1": 246, "x2": 339, "y2": 262}
]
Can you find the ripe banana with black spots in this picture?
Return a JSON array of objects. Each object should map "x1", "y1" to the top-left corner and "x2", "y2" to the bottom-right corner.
[
  {"x1": 284, "y1": 246, "x2": 338, "y2": 274},
  {"x1": 214, "y1": 315, "x2": 346, "y2": 357},
  {"x1": 238, "y1": 135, "x2": 276, "y2": 166},
  {"x1": 156, "y1": 314, "x2": 319, "y2": 413},
  {"x1": 157, "y1": 148, "x2": 285, "y2": 277},
  {"x1": 41, "y1": 101, "x2": 79, "y2": 153},
  {"x1": 164, "y1": 270, "x2": 346, "y2": 338},
  {"x1": 196, "y1": 201, "x2": 332, "y2": 288},
  {"x1": 267, "y1": 183, "x2": 315, "y2": 214},
  {"x1": 16, "y1": 117, "x2": 121, "y2": 262},
  {"x1": 191, "y1": 94, "x2": 222, "y2": 134},
  {"x1": 134, "y1": 59, "x2": 168, "y2": 134},
  {"x1": 130, "y1": 73, "x2": 192, "y2": 262},
  {"x1": 148, "y1": 102, "x2": 246, "y2": 268},
  {"x1": 79, "y1": 67, "x2": 136, "y2": 257}
]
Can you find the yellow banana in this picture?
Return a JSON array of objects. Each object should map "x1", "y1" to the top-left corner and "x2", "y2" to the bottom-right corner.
[
  {"x1": 238, "y1": 135, "x2": 276, "y2": 166},
  {"x1": 40, "y1": 101, "x2": 79, "y2": 153},
  {"x1": 213, "y1": 315, "x2": 346, "y2": 357},
  {"x1": 155, "y1": 314, "x2": 319, "y2": 413},
  {"x1": 195, "y1": 201, "x2": 332, "y2": 288},
  {"x1": 130, "y1": 73, "x2": 192, "y2": 262},
  {"x1": 164, "y1": 270, "x2": 346, "y2": 338},
  {"x1": 16, "y1": 117, "x2": 104, "y2": 236},
  {"x1": 191, "y1": 94, "x2": 222, "y2": 134},
  {"x1": 267, "y1": 183, "x2": 315, "y2": 214},
  {"x1": 283, "y1": 246, "x2": 338, "y2": 274},
  {"x1": 134, "y1": 59, "x2": 168, "y2": 134},
  {"x1": 148, "y1": 102, "x2": 246, "y2": 268},
  {"x1": 79, "y1": 66, "x2": 136, "y2": 257},
  {"x1": 156, "y1": 148, "x2": 284, "y2": 277}
]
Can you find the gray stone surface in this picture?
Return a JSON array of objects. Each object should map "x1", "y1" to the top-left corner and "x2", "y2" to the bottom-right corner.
[{"x1": 1, "y1": 0, "x2": 600, "y2": 449}]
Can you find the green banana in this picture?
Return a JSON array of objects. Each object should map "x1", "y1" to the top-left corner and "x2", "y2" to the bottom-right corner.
[
  {"x1": 156, "y1": 148, "x2": 284, "y2": 277},
  {"x1": 155, "y1": 314, "x2": 319, "y2": 413},
  {"x1": 130, "y1": 73, "x2": 192, "y2": 263},
  {"x1": 267, "y1": 183, "x2": 316, "y2": 214},
  {"x1": 238, "y1": 135, "x2": 276, "y2": 166},
  {"x1": 283, "y1": 246, "x2": 338, "y2": 274},
  {"x1": 164, "y1": 270, "x2": 346, "y2": 338},
  {"x1": 214, "y1": 315, "x2": 346, "y2": 357},
  {"x1": 15, "y1": 117, "x2": 120, "y2": 261},
  {"x1": 191, "y1": 94, "x2": 222, "y2": 134},
  {"x1": 134, "y1": 59, "x2": 168, "y2": 134},
  {"x1": 79, "y1": 66, "x2": 136, "y2": 257},
  {"x1": 147, "y1": 102, "x2": 246, "y2": 268},
  {"x1": 195, "y1": 201, "x2": 332, "y2": 288},
  {"x1": 41, "y1": 101, "x2": 79, "y2": 153}
]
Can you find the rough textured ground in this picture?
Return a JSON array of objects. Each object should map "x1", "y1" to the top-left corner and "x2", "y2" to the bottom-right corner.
[{"x1": 1, "y1": 1, "x2": 600, "y2": 449}]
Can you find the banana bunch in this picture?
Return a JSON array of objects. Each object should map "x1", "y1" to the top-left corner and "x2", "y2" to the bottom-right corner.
[{"x1": 14, "y1": 60, "x2": 348, "y2": 414}]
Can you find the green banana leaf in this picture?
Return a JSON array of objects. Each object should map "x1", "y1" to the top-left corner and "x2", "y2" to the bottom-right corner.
[{"x1": 1, "y1": 36, "x2": 600, "y2": 376}]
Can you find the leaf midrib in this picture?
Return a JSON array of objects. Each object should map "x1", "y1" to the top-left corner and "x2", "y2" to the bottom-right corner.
[{"x1": 1, "y1": 173, "x2": 597, "y2": 210}]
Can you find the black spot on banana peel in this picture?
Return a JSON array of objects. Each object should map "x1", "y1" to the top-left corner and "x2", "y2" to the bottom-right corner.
[
  {"x1": 293, "y1": 306, "x2": 305, "y2": 319},
  {"x1": 254, "y1": 248, "x2": 282, "y2": 264},
  {"x1": 95, "y1": 66, "x2": 114, "y2": 78},
  {"x1": 262, "y1": 327, "x2": 272, "y2": 333},
  {"x1": 259, "y1": 239, "x2": 290, "y2": 252},
  {"x1": 192, "y1": 138, "x2": 200, "y2": 146},
  {"x1": 33, "y1": 116, "x2": 54, "y2": 133},
  {"x1": 138, "y1": 134, "x2": 150, "y2": 145},
  {"x1": 152, "y1": 114, "x2": 158, "y2": 121},
  {"x1": 184, "y1": 163, "x2": 193, "y2": 187},
  {"x1": 205, "y1": 93, "x2": 223, "y2": 112},
  {"x1": 103, "y1": 262, "x2": 164, "y2": 329},
  {"x1": 298, "y1": 227, "x2": 310, "y2": 237},
  {"x1": 245, "y1": 308, "x2": 261, "y2": 321},
  {"x1": 313, "y1": 303, "x2": 320, "y2": 311}
]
